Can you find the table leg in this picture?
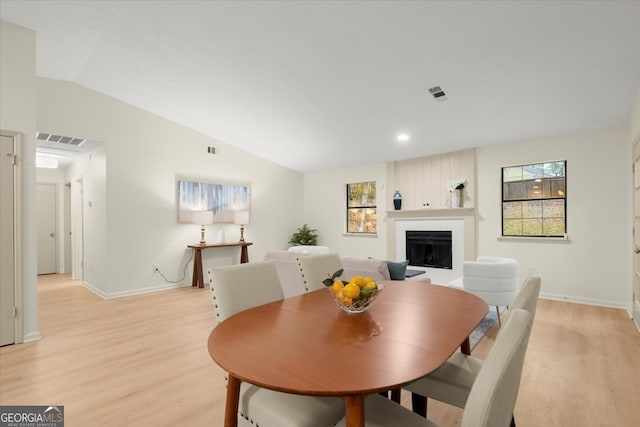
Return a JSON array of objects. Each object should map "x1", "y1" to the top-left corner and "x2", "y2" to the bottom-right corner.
[
  {"x1": 460, "y1": 336, "x2": 471, "y2": 355},
  {"x1": 192, "y1": 248, "x2": 204, "y2": 288},
  {"x1": 344, "y1": 395, "x2": 365, "y2": 427},
  {"x1": 224, "y1": 375, "x2": 241, "y2": 427},
  {"x1": 240, "y1": 245, "x2": 249, "y2": 263},
  {"x1": 411, "y1": 392, "x2": 427, "y2": 417}
]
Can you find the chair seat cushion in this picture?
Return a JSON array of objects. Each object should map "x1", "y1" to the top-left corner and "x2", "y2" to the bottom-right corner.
[
  {"x1": 335, "y1": 394, "x2": 436, "y2": 427},
  {"x1": 404, "y1": 352, "x2": 483, "y2": 409},
  {"x1": 239, "y1": 382, "x2": 345, "y2": 426}
]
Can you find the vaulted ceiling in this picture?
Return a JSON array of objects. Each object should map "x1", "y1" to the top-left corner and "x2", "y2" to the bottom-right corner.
[{"x1": 2, "y1": 1, "x2": 639, "y2": 173}]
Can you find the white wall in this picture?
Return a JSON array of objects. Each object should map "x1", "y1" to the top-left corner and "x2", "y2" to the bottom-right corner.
[
  {"x1": 0, "y1": 21, "x2": 39, "y2": 341},
  {"x1": 630, "y1": 85, "x2": 640, "y2": 143},
  {"x1": 316, "y1": 127, "x2": 631, "y2": 308},
  {"x1": 62, "y1": 144, "x2": 107, "y2": 290},
  {"x1": 476, "y1": 127, "x2": 630, "y2": 308},
  {"x1": 36, "y1": 78, "x2": 304, "y2": 298},
  {"x1": 303, "y1": 163, "x2": 388, "y2": 259}
]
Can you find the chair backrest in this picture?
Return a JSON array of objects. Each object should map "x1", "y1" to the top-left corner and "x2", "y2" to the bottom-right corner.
[
  {"x1": 511, "y1": 276, "x2": 541, "y2": 318},
  {"x1": 462, "y1": 256, "x2": 520, "y2": 306},
  {"x1": 297, "y1": 253, "x2": 343, "y2": 292},
  {"x1": 208, "y1": 261, "x2": 284, "y2": 324},
  {"x1": 461, "y1": 308, "x2": 533, "y2": 427}
]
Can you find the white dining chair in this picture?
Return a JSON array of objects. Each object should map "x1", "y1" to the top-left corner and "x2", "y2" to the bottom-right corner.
[
  {"x1": 456, "y1": 256, "x2": 520, "y2": 327},
  {"x1": 405, "y1": 276, "x2": 541, "y2": 420},
  {"x1": 335, "y1": 308, "x2": 533, "y2": 427},
  {"x1": 297, "y1": 252, "x2": 344, "y2": 292},
  {"x1": 208, "y1": 262, "x2": 345, "y2": 427}
]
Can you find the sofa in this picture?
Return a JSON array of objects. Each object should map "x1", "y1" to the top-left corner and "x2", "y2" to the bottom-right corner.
[{"x1": 264, "y1": 250, "x2": 430, "y2": 298}]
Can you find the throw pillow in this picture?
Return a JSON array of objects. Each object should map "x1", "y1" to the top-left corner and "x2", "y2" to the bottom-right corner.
[{"x1": 386, "y1": 260, "x2": 409, "y2": 280}]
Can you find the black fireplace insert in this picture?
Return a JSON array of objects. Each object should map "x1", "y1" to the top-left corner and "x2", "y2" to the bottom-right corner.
[{"x1": 405, "y1": 230, "x2": 452, "y2": 269}]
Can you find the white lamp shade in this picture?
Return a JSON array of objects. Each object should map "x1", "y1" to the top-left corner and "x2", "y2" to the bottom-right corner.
[
  {"x1": 190, "y1": 210, "x2": 214, "y2": 225},
  {"x1": 234, "y1": 210, "x2": 250, "y2": 225}
]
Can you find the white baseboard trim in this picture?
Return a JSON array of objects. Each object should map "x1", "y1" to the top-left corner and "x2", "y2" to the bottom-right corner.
[
  {"x1": 22, "y1": 331, "x2": 42, "y2": 343},
  {"x1": 83, "y1": 281, "x2": 192, "y2": 300},
  {"x1": 540, "y1": 292, "x2": 628, "y2": 310}
]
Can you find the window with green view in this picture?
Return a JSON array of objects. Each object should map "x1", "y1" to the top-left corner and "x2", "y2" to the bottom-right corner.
[
  {"x1": 502, "y1": 161, "x2": 566, "y2": 237},
  {"x1": 346, "y1": 181, "x2": 377, "y2": 234}
]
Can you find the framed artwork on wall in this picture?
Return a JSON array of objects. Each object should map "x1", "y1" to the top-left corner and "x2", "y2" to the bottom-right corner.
[{"x1": 177, "y1": 177, "x2": 251, "y2": 223}]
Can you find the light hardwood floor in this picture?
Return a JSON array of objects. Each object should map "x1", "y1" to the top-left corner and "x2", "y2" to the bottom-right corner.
[{"x1": 1, "y1": 274, "x2": 638, "y2": 426}]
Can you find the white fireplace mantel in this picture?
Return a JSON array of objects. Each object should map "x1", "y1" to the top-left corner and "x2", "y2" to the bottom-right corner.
[{"x1": 386, "y1": 207, "x2": 474, "y2": 219}]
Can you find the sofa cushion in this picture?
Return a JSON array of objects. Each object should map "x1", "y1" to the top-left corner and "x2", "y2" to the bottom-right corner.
[
  {"x1": 340, "y1": 256, "x2": 391, "y2": 282},
  {"x1": 288, "y1": 245, "x2": 330, "y2": 254},
  {"x1": 386, "y1": 260, "x2": 409, "y2": 280}
]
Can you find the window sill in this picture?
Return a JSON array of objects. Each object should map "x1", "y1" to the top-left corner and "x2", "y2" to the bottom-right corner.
[{"x1": 497, "y1": 235, "x2": 571, "y2": 242}]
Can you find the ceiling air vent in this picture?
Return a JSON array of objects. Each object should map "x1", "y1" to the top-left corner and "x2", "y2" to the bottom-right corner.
[
  {"x1": 428, "y1": 86, "x2": 448, "y2": 102},
  {"x1": 36, "y1": 132, "x2": 85, "y2": 146}
]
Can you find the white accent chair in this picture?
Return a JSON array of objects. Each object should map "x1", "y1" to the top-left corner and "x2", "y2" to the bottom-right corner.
[
  {"x1": 297, "y1": 253, "x2": 344, "y2": 292},
  {"x1": 208, "y1": 262, "x2": 345, "y2": 427},
  {"x1": 459, "y1": 256, "x2": 520, "y2": 327},
  {"x1": 405, "y1": 277, "x2": 541, "y2": 419},
  {"x1": 334, "y1": 308, "x2": 533, "y2": 427}
]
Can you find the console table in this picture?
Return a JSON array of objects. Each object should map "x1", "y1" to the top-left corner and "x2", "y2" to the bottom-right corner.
[{"x1": 187, "y1": 242, "x2": 253, "y2": 288}]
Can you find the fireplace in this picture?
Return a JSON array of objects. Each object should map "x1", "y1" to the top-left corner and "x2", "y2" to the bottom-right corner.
[
  {"x1": 394, "y1": 218, "x2": 467, "y2": 284},
  {"x1": 406, "y1": 230, "x2": 452, "y2": 269}
]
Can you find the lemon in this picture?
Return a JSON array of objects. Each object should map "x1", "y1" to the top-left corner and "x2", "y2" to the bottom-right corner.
[
  {"x1": 330, "y1": 280, "x2": 344, "y2": 294},
  {"x1": 340, "y1": 295, "x2": 353, "y2": 306},
  {"x1": 343, "y1": 283, "x2": 360, "y2": 299},
  {"x1": 349, "y1": 275, "x2": 364, "y2": 287}
]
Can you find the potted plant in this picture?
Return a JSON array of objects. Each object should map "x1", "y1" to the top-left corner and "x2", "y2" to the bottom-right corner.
[{"x1": 288, "y1": 224, "x2": 319, "y2": 246}]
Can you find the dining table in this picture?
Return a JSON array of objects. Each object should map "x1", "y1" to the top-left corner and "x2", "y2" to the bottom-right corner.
[{"x1": 207, "y1": 280, "x2": 488, "y2": 427}]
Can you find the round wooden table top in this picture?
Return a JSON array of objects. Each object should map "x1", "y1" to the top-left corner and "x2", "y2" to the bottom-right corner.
[{"x1": 208, "y1": 281, "x2": 488, "y2": 396}]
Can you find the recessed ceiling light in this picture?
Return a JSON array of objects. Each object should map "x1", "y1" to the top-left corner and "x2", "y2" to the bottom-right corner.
[{"x1": 397, "y1": 134, "x2": 410, "y2": 142}]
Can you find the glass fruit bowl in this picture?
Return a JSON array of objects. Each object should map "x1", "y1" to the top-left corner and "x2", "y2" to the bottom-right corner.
[{"x1": 329, "y1": 280, "x2": 384, "y2": 314}]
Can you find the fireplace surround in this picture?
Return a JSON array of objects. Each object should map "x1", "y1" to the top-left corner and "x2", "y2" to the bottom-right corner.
[{"x1": 394, "y1": 217, "x2": 468, "y2": 284}]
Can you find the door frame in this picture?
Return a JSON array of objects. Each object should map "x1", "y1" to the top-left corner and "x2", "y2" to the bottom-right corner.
[
  {"x1": 1, "y1": 130, "x2": 23, "y2": 343},
  {"x1": 633, "y1": 135, "x2": 640, "y2": 332}
]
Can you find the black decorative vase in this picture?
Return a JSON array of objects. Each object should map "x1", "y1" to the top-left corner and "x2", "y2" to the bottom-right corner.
[{"x1": 393, "y1": 190, "x2": 402, "y2": 210}]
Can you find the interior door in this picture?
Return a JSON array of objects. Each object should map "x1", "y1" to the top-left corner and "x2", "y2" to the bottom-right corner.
[
  {"x1": 633, "y1": 138, "x2": 640, "y2": 331},
  {"x1": 37, "y1": 183, "x2": 57, "y2": 275},
  {"x1": 0, "y1": 134, "x2": 16, "y2": 346}
]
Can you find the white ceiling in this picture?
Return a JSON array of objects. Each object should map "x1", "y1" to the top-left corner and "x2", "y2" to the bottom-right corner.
[{"x1": 2, "y1": 1, "x2": 640, "y2": 173}]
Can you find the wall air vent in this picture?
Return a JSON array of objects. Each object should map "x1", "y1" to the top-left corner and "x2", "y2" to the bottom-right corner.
[
  {"x1": 428, "y1": 86, "x2": 448, "y2": 102},
  {"x1": 36, "y1": 132, "x2": 85, "y2": 146}
]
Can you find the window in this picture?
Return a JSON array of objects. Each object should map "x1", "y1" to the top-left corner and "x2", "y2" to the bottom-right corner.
[
  {"x1": 502, "y1": 161, "x2": 566, "y2": 237},
  {"x1": 346, "y1": 181, "x2": 377, "y2": 233}
]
